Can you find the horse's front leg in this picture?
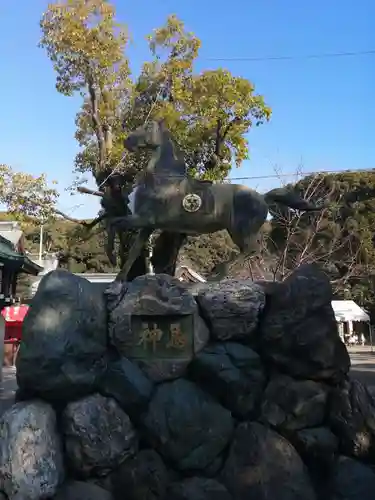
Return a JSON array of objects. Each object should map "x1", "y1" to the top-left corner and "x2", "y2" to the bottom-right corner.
[
  {"x1": 116, "y1": 228, "x2": 153, "y2": 282},
  {"x1": 105, "y1": 219, "x2": 117, "y2": 266}
]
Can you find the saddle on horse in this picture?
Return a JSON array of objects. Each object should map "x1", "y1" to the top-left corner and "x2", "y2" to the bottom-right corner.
[{"x1": 133, "y1": 174, "x2": 215, "y2": 223}]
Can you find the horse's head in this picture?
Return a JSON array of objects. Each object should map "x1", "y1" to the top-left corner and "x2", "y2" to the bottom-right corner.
[{"x1": 124, "y1": 121, "x2": 163, "y2": 152}]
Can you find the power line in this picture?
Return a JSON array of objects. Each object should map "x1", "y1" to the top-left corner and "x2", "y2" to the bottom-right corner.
[
  {"x1": 228, "y1": 168, "x2": 375, "y2": 182},
  {"x1": 206, "y1": 49, "x2": 375, "y2": 63}
]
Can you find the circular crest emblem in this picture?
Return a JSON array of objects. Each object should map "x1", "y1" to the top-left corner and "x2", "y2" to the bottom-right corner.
[{"x1": 182, "y1": 193, "x2": 202, "y2": 213}]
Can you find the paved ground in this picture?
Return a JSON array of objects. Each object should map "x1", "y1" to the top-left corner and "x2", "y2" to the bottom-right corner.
[
  {"x1": 347, "y1": 345, "x2": 375, "y2": 389},
  {"x1": 0, "y1": 347, "x2": 375, "y2": 418}
]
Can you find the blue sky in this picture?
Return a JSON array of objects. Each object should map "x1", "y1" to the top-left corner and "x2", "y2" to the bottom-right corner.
[{"x1": 0, "y1": 1, "x2": 373, "y2": 218}]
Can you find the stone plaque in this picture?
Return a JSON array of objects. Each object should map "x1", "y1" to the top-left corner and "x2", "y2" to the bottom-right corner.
[
  {"x1": 127, "y1": 315, "x2": 194, "y2": 360},
  {"x1": 106, "y1": 274, "x2": 210, "y2": 382}
]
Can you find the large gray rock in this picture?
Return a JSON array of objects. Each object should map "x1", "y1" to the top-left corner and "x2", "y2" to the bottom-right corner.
[
  {"x1": 329, "y1": 379, "x2": 375, "y2": 461},
  {"x1": 188, "y1": 342, "x2": 266, "y2": 419},
  {"x1": 330, "y1": 456, "x2": 375, "y2": 500},
  {"x1": 111, "y1": 450, "x2": 169, "y2": 500},
  {"x1": 16, "y1": 270, "x2": 107, "y2": 401},
  {"x1": 167, "y1": 478, "x2": 232, "y2": 500},
  {"x1": 0, "y1": 401, "x2": 64, "y2": 500},
  {"x1": 291, "y1": 427, "x2": 338, "y2": 467},
  {"x1": 98, "y1": 357, "x2": 153, "y2": 420},
  {"x1": 259, "y1": 264, "x2": 350, "y2": 382},
  {"x1": 290, "y1": 427, "x2": 339, "y2": 496},
  {"x1": 221, "y1": 422, "x2": 316, "y2": 500},
  {"x1": 106, "y1": 275, "x2": 209, "y2": 382},
  {"x1": 62, "y1": 394, "x2": 137, "y2": 477},
  {"x1": 196, "y1": 280, "x2": 265, "y2": 342},
  {"x1": 53, "y1": 481, "x2": 113, "y2": 500},
  {"x1": 142, "y1": 379, "x2": 234, "y2": 472},
  {"x1": 260, "y1": 374, "x2": 328, "y2": 431}
]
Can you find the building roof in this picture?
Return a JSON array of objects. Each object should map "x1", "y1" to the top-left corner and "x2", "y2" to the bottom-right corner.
[
  {"x1": 0, "y1": 235, "x2": 42, "y2": 275},
  {"x1": 0, "y1": 221, "x2": 23, "y2": 247},
  {"x1": 331, "y1": 300, "x2": 370, "y2": 323},
  {"x1": 27, "y1": 253, "x2": 60, "y2": 274},
  {"x1": 0, "y1": 229, "x2": 23, "y2": 247},
  {"x1": 21, "y1": 256, "x2": 44, "y2": 276},
  {"x1": 0, "y1": 235, "x2": 21, "y2": 262}
]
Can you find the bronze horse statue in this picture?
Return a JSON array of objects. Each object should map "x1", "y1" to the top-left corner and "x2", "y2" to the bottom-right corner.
[{"x1": 108, "y1": 120, "x2": 322, "y2": 281}]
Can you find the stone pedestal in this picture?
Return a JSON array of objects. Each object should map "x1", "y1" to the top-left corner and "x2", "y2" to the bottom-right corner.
[{"x1": 1, "y1": 266, "x2": 371, "y2": 500}]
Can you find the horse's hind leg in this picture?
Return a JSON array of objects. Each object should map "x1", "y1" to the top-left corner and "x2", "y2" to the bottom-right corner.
[
  {"x1": 105, "y1": 220, "x2": 117, "y2": 266},
  {"x1": 231, "y1": 231, "x2": 260, "y2": 269},
  {"x1": 208, "y1": 187, "x2": 268, "y2": 280},
  {"x1": 207, "y1": 230, "x2": 260, "y2": 281}
]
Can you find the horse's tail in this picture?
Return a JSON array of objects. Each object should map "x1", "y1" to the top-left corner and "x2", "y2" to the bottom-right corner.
[{"x1": 263, "y1": 187, "x2": 324, "y2": 211}]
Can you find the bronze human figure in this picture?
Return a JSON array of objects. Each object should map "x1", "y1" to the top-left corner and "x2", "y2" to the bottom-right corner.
[{"x1": 109, "y1": 120, "x2": 322, "y2": 281}]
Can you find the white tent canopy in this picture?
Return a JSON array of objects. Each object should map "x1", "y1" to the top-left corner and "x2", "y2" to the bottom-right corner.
[{"x1": 331, "y1": 300, "x2": 370, "y2": 323}]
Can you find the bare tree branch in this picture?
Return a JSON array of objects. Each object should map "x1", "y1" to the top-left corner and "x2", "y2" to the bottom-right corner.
[{"x1": 260, "y1": 169, "x2": 363, "y2": 289}]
